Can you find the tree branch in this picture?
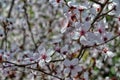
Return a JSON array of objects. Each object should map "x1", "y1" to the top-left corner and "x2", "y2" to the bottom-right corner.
[{"x1": 2, "y1": 61, "x2": 63, "y2": 80}]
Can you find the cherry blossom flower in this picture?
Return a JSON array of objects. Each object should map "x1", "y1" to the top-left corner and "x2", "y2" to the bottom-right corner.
[
  {"x1": 95, "y1": 21, "x2": 106, "y2": 34},
  {"x1": 38, "y1": 46, "x2": 55, "y2": 66},
  {"x1": 75, "y1": 21, "x2": 91, "y2": 36},
  {"x1": 102, "y1": 47, "x2": 116, "y2": 60},
  {"x1": 60, "y1": 45, "x2": 68, "y2": 56},
  {"x1": 92, "y1": 3, "x2": 101, "y2": 13},
  {"x1": 80, "y1": 32, "x2": 102, "y2": 46},
  {"x1": 63, "y1": 58, "x2": 82, "y2": 77},
  {"x1": 101, "y1": 32, "x2": 113, "y2": 42}
]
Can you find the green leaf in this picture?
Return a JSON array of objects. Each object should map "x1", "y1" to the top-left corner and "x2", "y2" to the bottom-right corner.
[
  {"x1": 110, "y1": 67, "x2": 116, "y2": 75},
  {"x1": 28, "y1": 7, "x2": 34, "y2": 18},
  {"x1": 106, "y1": 15, "x2": 112, "y2": 22}
]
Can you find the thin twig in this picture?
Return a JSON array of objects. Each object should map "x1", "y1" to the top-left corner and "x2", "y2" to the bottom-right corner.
[
  {"x1": 2, "y1": 61, "x2": 63, "y2": 80},
  {"x1": 98, "y1": 7, "x2": 114, "y2": 18},
  {"x1": 90, "y1": 0, "x2": 102, "y2": 6},
  {"x1": 64, "y1": 0, "x2": 70, "y2": 7},
  {"x1": 79, "y1": 48, "x2": 86, "y2": 60},
  {"x1": 7, "y1": 0, "x2": 15, "y2": 18},
  {"x1": 78, "y1": 35, "x2": 119, "y2": 60},
  {"x1": 87, "y1": 35, "x2": 119, "y2": 48},
  {"x1": 77, "y1": 45, "x2": 84, "y2": 58},
  {"x1": 89, "y1": 0, "x2": 109, "y2": 31},
  {"x1": 23, "y1": 0, "x2": 37, "y2": 49},
  {"x1": 0, "y1": 0, "x2": 15, "y2": 49},
  {"x1": 50, "y1": 59, "x2": 64, "y2": 63}
]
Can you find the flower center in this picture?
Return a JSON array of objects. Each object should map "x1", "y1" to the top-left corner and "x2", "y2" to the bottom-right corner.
[
  {"x1": 55, "y1": 47, "x2": 60, "y2": 53},
  {"x1": 70, "y1": 65, "x2": 74, "y2": 70},
  {"x1": 0, "y1": 54, "x2": 2, "y2": 62},
  {"x1": 41, "y1": 54, "x2": 47, "y2": 60},
  {"x1": 103, "y1": 48, "x2": 108, "y2": 53},
  {"x1": 98, "y1": 28, "x2": 102, "y2": 34},
  {"x1": 62, "y1": 51, "x2": 67, "y2": 55},
  {"x1": 71, "y1": 14, "x2": 77, "y2": 21},
  {"x1": 79, "y1": 8, "x2": 84, "y2": 12},
  {"x1": 56, "y1": 0, "x2": 60, "y2": 3},
  {"x1": 103, "y1": 36, "x2": 107, "y2": 41},
  {"x1": 80, "y1": 30, "x2": 85, "y2": 36}
]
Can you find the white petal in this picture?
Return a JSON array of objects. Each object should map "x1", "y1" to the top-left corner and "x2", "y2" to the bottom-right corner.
[
  {"x1": 74, "y1": 65, "x2": 82, "y2": 72},
  {"x1": 63, "y1": 5, "x2": 69, "y2": 13},
  {"x1": 64, "y1": 68, "x2": 70, "y2": 74},
  {"x1": 68, "y1": 1, "x2": 76, "y2": 7},
  {"x1": 86, "y1": 32, "x2": 96, "y2": 41},
  {"x1": 38, "y1": 46, "x2": 46, "y2": 54},
  {"x1": 65, "y1": 78, "x2": 72, "y2": 80},
  {"x1": 72, "y1": 31, "x2": 80, "y2": 40},
  {"x1": 94, "y1": 32, "x2": 103, "y2": 44},
  {"x1": 71, "y1": 58, "x2": 78, "y2": 65},
  {"x1": 71, "y1": 70, "x2": 78, "y2": 77},
  {"x1": 61, "y1": 26, "x2": 67, "y2": 33},
  {"x1": 107, "y1": 51, "x2": 115, "y2": 57},
  {"x1": 83, "y1": 22, "x2": 90, "y2": 31},
  {"x1": 75, "y1": 21, "x2": 82, "y2": 28},
  {"x1": 38, "y1": 60, "x2": 45, "y2": 67},
  {"x1": 61, "y1": 19, "x2": 69, "y2": 33},
  {"x1": 84, "y1": 71, "x2": 89, "y2": 80},
  {"x1": 46, "y1": 49, "x2": 55, "y2": 56},
  {"x1": 104, "y1": 32, "x2": 113, "y2": 40},
  {"x1": 63, "y1": 59, "x2": 71, "y2": 67},
  {"x1": 33, "y1": 53, "x2": 39, "y2": 60},
  {"x1": 61, "y1": 45, "x2": 68, "y2": 53},
  {"x1": 80, "y1": 36, "x2": 88, "y2": 46},
  {"x1": 46, "y1": 56, "x2": 51, "y2": 62},
  {"x1": 96, "y1": 60, "x2": 103, "y2": 69}
]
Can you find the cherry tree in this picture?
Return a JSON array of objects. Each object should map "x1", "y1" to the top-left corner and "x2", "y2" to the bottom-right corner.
[{"x1": 0, "y1": 0, "x2": 120, "y2": 80}]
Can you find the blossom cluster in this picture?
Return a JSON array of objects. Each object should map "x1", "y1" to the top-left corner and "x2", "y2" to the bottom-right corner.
[{"x1": 0, "y1": 0, "x2": 120, "y2": 80}]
